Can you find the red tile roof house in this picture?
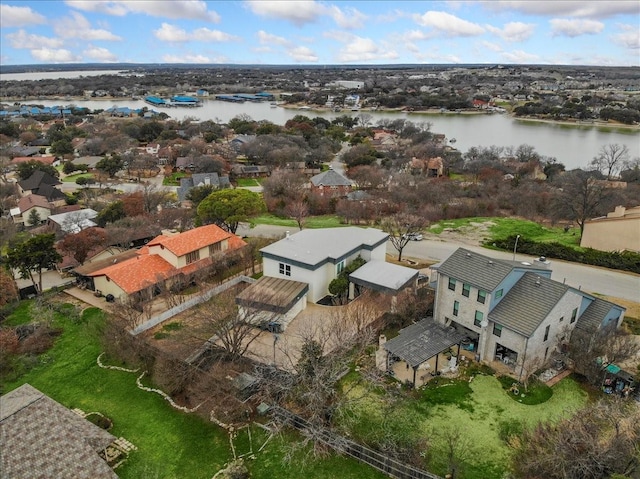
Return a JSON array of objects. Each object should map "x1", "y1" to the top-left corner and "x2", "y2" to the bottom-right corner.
[{"x1": 88, "y1": 224, "x2": 247, "y2": 301}]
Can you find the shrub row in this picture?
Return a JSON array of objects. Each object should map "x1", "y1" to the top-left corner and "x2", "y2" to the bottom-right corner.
[{"x1": 488, "y1": 235, "x2": 640, "y2": 274}]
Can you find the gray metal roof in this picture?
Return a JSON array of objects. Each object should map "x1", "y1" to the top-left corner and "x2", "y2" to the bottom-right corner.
[
  {"x1": 236, "y1": 275, "x2": 309, "y2": 314},
  {"x1": 575, "y1": 298, "x2": 624, "y2": 333},
  {"x1": 488, "y1": 272, "x2": 570, "y2": 337},
  {"x1": 437, "y1": 248, "x2": 514, "y2": 292},
  {"x1": 0, "y1": 384, "x2": 117, "y2": 479},
  {"x1": 260, "y1": 227, "x2": 388, "y2": 268},
  {"x1": 349, "y1": 260, "x2": 418, "y2": 294},
  {"x1": 384, "y1": 319, "x2": 467, "y2": 368},
  {"x1": 310, "y1": 169, "x2": 352, "y2": 187}
]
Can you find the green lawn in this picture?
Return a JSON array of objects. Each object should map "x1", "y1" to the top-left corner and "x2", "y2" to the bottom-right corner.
[
  {"x1": 236, "y1": 178, "x2": 262, "y2": 187},
  {"x1": 62, "y1": 172, "x2": 94, "y2": 183},
  {"x1": 163, "y1": 172, "x2": 189, "y2": 186},
  {"x1": 429, "y1": 217, "x2": 581, "y2": 248},
  {"x1": 251, "y1": 214, "x2": 347, "y2": 229},
  {"x1": 2, "y1": 301, "x2": 386, "y2": 479},
  {"x1": 341, "y1": 373, "x2": 588, "y2": 479}
]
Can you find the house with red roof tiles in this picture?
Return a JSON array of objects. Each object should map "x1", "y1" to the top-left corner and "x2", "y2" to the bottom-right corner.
[
  {"x1": 88, "y1": 224, "x2": 247, "y2": 300},
  {"x1": 10, "y1": 195, "x2": 52, "y2": 227}
]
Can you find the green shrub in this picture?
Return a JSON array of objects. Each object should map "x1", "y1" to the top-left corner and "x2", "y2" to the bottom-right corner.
[{"x1": 488, "y1": 235, "x2": 640, "y2": 274}]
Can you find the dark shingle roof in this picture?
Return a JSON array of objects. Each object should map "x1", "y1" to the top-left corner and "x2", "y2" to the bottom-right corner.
[
  {"x1": 36, "y1": 182, "x2": 66, "y2": 202},
  {"x1": 489, "y1": 272, "x2": 570, "y2": 337},
  {"x1": 575, "y1": 298, "x2": 625, "y2": 333},
  {"x1": 384, "y1": 319, "x2": 466, "y2": 368},
  {"x1": 18, "y1": 170, "x2": 61, "y2": 191},
  {"x1": 0, "y1": 384, "x2": 117, "y2": 479},
  {"x1": 310, "y1": 169, "x2": 352, "y2": 187},
  {"x1": 437, "y1": 248, "x2": 514, "y2": 292}
]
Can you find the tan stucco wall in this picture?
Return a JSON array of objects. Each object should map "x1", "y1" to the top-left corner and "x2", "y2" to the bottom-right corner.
[{"x1": 581, "y1": 217, "x2": 640, "y2": 253}]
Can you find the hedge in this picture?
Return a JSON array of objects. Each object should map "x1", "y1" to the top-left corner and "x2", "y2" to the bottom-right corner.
[{"x1": 487, "y1": 235, "x2": 640, "y2": 274}]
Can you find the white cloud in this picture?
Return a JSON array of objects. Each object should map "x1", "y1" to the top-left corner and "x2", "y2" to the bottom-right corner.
[
  {"x1": 6, "y1": 30, "x2": 64, "y2": 49},
  {"x1": 31, "y1": 48, "x2": 81, "y2": 63},
  {"x1": 549, "y1": 19, "x2": 604, "y2": 37},
  {"x1": 481, "y1": 40, "x2": 503, "y2": 52},
  {"x1": 54, "y1": 12, "x2": 121, "y2": 41},
  {"x1": 155, "y1": 23, "x2": 189, "y2": 42},
  {"x1": 288, "y1": 46, "x2": 318, "y2": 62},
  {"x1": 414, "y1": 11, "x2": 485, "y2": 37},
  {"x1": 611, "y1": 24, "x2": 640, "y2": 49},
  {"x1": 399, "y1": 30, "x2": 438, "y2": 42},
  {"x1": 483, "y1": 1, "x2": 639, "y2": 19},
  {"x1": 154, "y1": 23, "x2": 238, "y2": 42},
  {"x1": 65, "y1": 0, "x2": 220, "y2": 22},
  {"x1": 192, "y1": 28, "x2": 237, "y2": 42},
  {"x1": 334, "y1": 35, "x2": 398, "y2": 63},
  {"x1": 162, "y1": 53, "x2": 225, "y2": 63},
  {"x1": 83, "y1": 45, "x2": 118, "y2": 61},
  {"x1": 328, "y1": 5, "x2": 367, "y2": 29},
  {"x1": 500, "y1": 49, "x2": 540, "y2": 64},
  {"x1": 0, "y1": 4, "x2": 46, "y2": 28},
  {"x1": 244, "y1": 0, "x2": 325, "y2": 26},
  {"x1": 486, "y1": 22, "x2": 535, "y2": 42},
  {"x1": 257, "y1": 30, "x2": 290, "y2": 46}
]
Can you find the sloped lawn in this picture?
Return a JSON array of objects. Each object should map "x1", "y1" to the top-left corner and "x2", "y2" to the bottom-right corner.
[
  {"x1": 340, "y1": 373, "x2": 588, "y2": 479},
  {"x1": 2, "y1": 301, "x2": 386, "y2": 479}
]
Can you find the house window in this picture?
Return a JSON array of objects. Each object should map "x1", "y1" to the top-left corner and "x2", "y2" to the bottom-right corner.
[
  {"x1": 448, "y1": 278, "x2": 456, "y2": 291},
  {"x1": 462, "y1": 283, "x2": 470, "y2": 297},
  {"x1": 493, "y1": 324, "x2": 502, "y2": 337},
  {"x1": 337, "y1": 260, "x2": 345, "y2": 274},
  {"x1": 279, "y1": 263, "x2": 291, "y2": 277},
  {"x1": 209, "y1": 242, "x2": 221, "y2": 256},
  {"x1": 495, "y1": 289, "x2": 503, "y2": 299},
  {"x1": 453, "y1": 301, "x2": 459, "y2": 316},
  {"x1": 570, "y1": 308, "x2": 578, "y2": 323},
  {"x1": 474, "y1": 311, "x2": 484, "y2": 327},
  {"x1": 186, "y1": 250, "x2": 200, "y2": 264},
  {"x1": 544, "y1": 325, "x2": 550, "y2": 341},
  {"x1": 477, "y1": 290, "x2": 486, "y2": 304}
]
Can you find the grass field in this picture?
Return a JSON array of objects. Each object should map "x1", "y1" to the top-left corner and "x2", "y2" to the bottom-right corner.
[
  {"x1": 236, "y1": 178, "x2": 262, "y2": 187},
  {"x1": 341, "y1": 372, "x2": 588, "y2": 479},
  {"x1": 251, "y1": 214, "x2": 347, "y2": 229},
  {"x1": 62, "y1": 172, "x2": 94, "y2": 183},
  {"x1": 429, "y1": 217, "x2": 582, "y2": 248},
  {"x1": 2, "y1": 301, "x2": 386, "y2": 479},
  {"x1": 162, "y1": 172, "x2": 189, "y2": 186}
]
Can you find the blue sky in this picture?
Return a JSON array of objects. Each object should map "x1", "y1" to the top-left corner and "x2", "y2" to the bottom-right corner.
[{"x1": 1, "y1": 1, "x2": 638, "y2": 66}]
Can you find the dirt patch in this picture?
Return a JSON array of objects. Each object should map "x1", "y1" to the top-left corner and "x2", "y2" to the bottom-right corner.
[{"x1": 426, "y1": 221, "x2": 496, "y2": 247}]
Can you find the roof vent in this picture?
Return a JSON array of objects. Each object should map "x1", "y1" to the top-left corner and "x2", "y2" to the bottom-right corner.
[
  {"x1": 488, "y1": 260, "x2": 494, "y2": 265},
  {"x1": 466, "y1": 252, "x2": 471, "y2": 258},
  {"x1": 535, "y1": 276, "x2": 541, "y2": 286}
]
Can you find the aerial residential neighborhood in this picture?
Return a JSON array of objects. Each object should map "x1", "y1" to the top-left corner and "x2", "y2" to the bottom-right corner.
[{"x1": 0, "y1": 61, "x2": 640, "y2": 479}]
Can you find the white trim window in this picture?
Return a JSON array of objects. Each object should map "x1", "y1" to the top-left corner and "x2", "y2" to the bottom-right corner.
[{"x1": 279, "y1": 263, "x2": 291, "y2": 276}]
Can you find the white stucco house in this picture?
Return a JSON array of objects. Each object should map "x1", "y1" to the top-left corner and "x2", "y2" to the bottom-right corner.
[
  {"x1": 236, "y1": 227, "x2": 419, "y2": 331},
  {"x1": 431, "y1": 248, "x2": 626, "y2": 380}
]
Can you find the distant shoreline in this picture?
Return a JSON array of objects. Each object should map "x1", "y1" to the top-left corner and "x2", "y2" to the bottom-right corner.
[{"x1": 1, "y1": 95, "x2": 638, "y2": 131}]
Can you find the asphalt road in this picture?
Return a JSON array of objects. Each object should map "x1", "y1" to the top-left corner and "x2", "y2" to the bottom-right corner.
[{"x1": 243, "y1": 224, "x2": 640, "y2": 303}]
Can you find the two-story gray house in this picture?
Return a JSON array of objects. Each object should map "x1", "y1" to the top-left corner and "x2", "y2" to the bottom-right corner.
[{"x1": 433, "y1": 248, "x2": 625, "y2": 380}]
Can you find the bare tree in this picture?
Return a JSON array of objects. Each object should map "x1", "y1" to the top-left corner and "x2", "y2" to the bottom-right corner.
[
  {"x1": 553, "y1": 169, "x2": 609, "y2": 237},
  {"x1": 569, "y1": 326, "x2": 638, "y2": 386},
  {"x1": 284, "y1": 199, "x2": 309, "y2": 231},
  {"x1": 590, "y1": 144, "x2": 629, "y2": 180},
  {"x1": 382, "y1": 213, "x2": 427, "y2": 261},
  {"x1": 510, "y1": 398, "x2": 640, "y2": 479}
]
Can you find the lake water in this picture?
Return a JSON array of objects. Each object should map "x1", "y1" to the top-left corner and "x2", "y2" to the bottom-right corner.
[
  {"x1": 25, "y1": 97, "x2": 638, "y2": 170},
  {"x1": 0, "y1": 70, "x2": 131, "y2": 81}
]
